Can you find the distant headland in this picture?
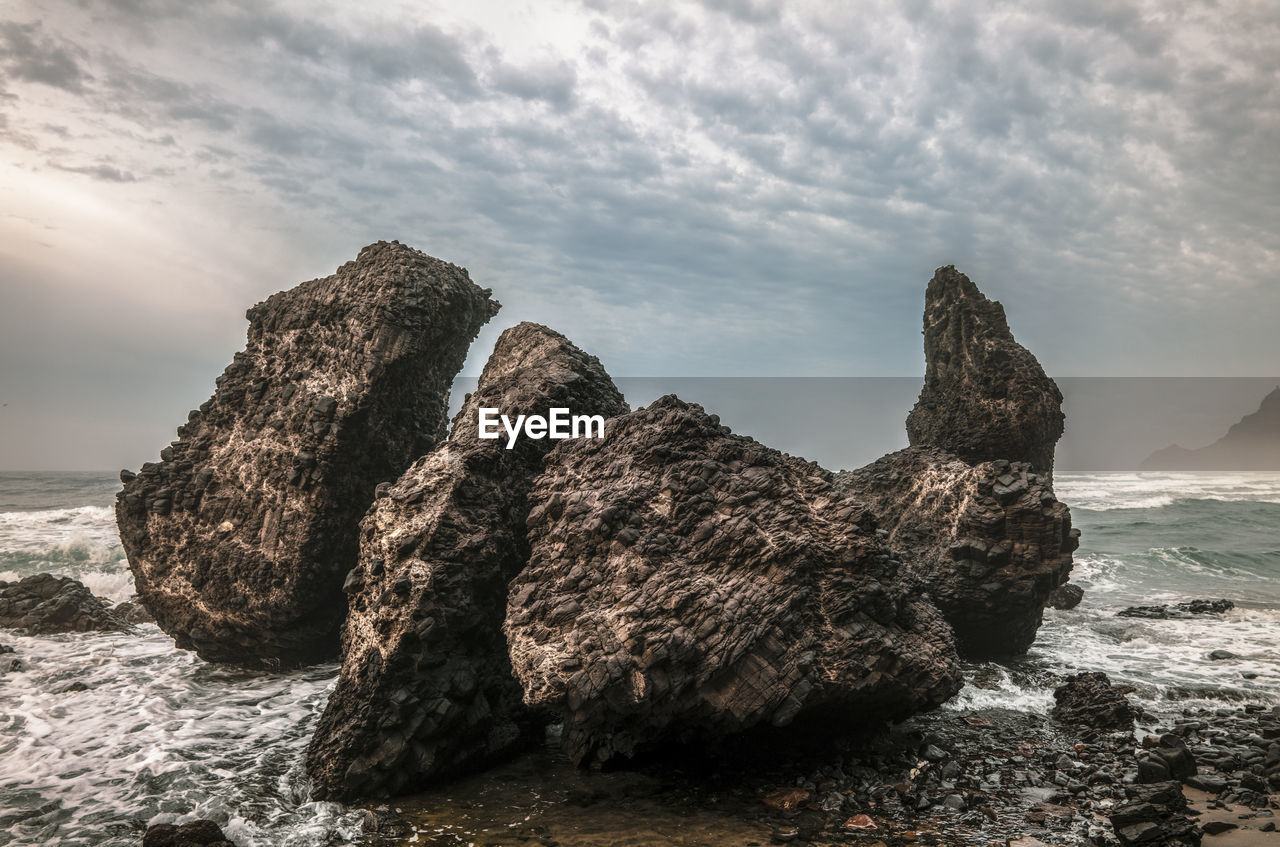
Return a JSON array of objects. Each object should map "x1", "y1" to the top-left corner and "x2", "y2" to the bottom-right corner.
[{"x1": 1142, "y1": 386, "x2": 1280, "y2": 470}]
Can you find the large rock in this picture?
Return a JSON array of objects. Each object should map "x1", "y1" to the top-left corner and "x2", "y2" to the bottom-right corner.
[
  {"x1": 0, "y1": 574, "x2": 129, "y2": 634},
  {"x1": 506, "y1": 395, "x2": 962, "y2": 767},
  {"x1": 1051, "y1": 671, "x2": 1136, "y2": 731},
  {"x1": 835, "y1": 448, "x2": 1077, "y2": 657},
  {"x1": 306, "y1": 323, "x2": 628, "y2": 800},
  {"x1": 905, "y1": 266, "x2": 1064, "y2": 473},
  {"x1": 116, "y1": 242, "x2": 498, "y2": 667},
  {"x1": 1108, "y1": 782, "x2": 1201, "y2": 846}
]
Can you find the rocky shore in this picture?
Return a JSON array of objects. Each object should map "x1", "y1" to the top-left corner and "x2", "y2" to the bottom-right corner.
[
  {"x1": 64, "y1": 245, "x2": 1268, "y2": 847},
  {"x1": 358, "y1": 682, "x2": 1280, "y2": 847}
]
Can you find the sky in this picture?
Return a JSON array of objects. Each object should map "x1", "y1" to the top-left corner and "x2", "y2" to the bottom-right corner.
[{"x1": 1, "y1": 0, "x2": 1278, "y2": 470}]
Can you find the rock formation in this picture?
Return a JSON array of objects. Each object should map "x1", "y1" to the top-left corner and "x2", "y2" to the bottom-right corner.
[
  {"x1": 1047, "y1": 583, "x2": 1084, "y2": 611},
  {"x1": 116, "y1": 242, "x2": 498, "y2": 667},
  {"x1": 1108, "y1": 782, "x2": 1202, "y2": 846},
  {"x1": 835, "y1": 449, "x2": 1077, "y2": 657},
  {"x1": 905, "y1": 266, "x2": 1064, "y2": 473},
  {"x1": 0, "y1": 574, "x2": 130, "y2": 634},
  {"x1": 506, "y1": 395, "x2": 962, "y2": 767},
  {"x1": 1143, "y1": 386, "x2": 1280, "y2": 470},
  {"x1": 306, "y1": 323, "x2": 629, "y2": 800},
  {"x1": 1118, "y1": 599, "x2": 1234, "y2": 620},
  {"x1": 1051, "y1": 672, "x2": 1136, "y2": 731}
]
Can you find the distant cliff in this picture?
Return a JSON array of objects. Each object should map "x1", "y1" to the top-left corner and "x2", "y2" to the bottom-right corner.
[{"x1": 1142, "y1": 387, "x2": 1280, "y2": 470}]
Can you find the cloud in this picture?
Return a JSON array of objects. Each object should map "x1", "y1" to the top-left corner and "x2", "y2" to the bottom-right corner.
[
  {"x1": 0, "y1": 21, "x2": 93, "y2": 93},
  {"x1": 49, "y1": 160, "x2": 138, "y2": 182},
  {"x1": 0, "y1": 0, "x2": 1278, "y2": 469}
]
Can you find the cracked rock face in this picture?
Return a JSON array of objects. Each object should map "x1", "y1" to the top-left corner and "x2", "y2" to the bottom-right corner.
[
  {"x1": 905, "y1": 266, "x2": 1064, "y2": 473},
  {"x1": 506, "y1": 395, "x2": 962, "y2": 767},
  {"x1": 836, "y1": 447, "x2": 1077, "y2": 658},
  {"x1": 0, "y1": 574, "x2": 129, "y2": 635},
  {"x1": 115, "y1": 241, "x2": 499, "y2": 667},
  {"x1": 306, "y1": 323, "x2": 628, "y2": 800}
]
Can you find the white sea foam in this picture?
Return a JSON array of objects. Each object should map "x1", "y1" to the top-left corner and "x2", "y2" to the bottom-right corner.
[
  {"x1": 1056, "y1": 471, "x2": 1280, "y2": 511},
  {"x1": 0, "y1": 629, "x2": 364, "y2": 846}
]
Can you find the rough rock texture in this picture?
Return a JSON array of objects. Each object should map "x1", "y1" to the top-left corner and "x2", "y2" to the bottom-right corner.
[
  {"x1": 1047, "y1": 583, "x2": 1084, "y2": 611},
  {"x1": 506, "y1": 395, "x2": 963, "y2": 767},
  {"x1": 142, "y1": 820, "x2": 236, "y2": 847},
  {"x1": 306, "y1": 323, "x2": 629, "y2": 800},
  {"x1": 1108, "y1": 782, "x2": 1202, "y2": 846},
  {"x1": 1051, "y1": 672, "x2": 1137, "y2": 731},
  {"x1": 116, "y1": 242, "x2": 498, "y2": 667},
  {"x1": 835, "y1": 448, "x2": 1077, "y2": 658},
  {"x1": 0, "y1": 574, "x2": 129, "y2": 634},
  {"x1": 905, "y1": 266, "x2": 1065, "y2": 473},
  {"x1": 1118, "y1": 599, "x2": 1234, "y2": 619},
  {"x1": 1136, "y1": 733, "x2": 1197, "y2": 784}
]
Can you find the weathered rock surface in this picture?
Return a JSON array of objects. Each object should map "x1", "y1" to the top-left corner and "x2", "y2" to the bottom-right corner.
[
  {"x1": 905, "y1": 266, "x2": 1065, "y2": 473},
  {"x1": 0, "y1": 574, "x2": 129, "y2": 634},
  {"x1": 116, "y1": 242, "x2": 498, "y2": 667},
  {"x1": 1051, "y1": 672, "x2": 1136, "y2": 732},
  {"x1": 307, "y1": 323, "x2": 629, "y2": 800},
  {"x1": 1047, "y1": 582, "x2": 1084, "y2": 611},
  {"x1": 1108, "y1": 781, "x2": 1202, "y2": 846},
  {"x1": 1118, "y1": 599, "x2": 1234, "y2": 620},
  {"x1": 1136, "y1": 733, "x2": 1197, "y2": 784},
  {"x1": 835, "y1": 448, "x2": 1077, "y2": 658},
  {"x1": 142, "y1": 819, "x2": 236, "y2": 847},
  {"x1": 506, "y1": 395, "x2": 963, "y2": 767}
]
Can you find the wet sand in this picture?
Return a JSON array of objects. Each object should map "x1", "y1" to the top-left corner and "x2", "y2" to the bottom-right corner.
[{"x1": 1186, "y1": 788, "x2": 1280, "y2": 845}]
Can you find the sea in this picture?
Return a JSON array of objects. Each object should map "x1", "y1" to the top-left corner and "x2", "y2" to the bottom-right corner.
[{"x1": 1, "y1": 470, "x2": 1277, "y2": 846}]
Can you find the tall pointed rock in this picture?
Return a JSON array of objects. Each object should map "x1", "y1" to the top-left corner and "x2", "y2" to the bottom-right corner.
[{"x1": 906, "y1": 266, "x2": 1064, "y2": 473}]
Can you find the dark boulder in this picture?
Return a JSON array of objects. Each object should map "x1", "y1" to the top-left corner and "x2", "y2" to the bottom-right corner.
[
  {"x1": 0, "y1": 574, "x2": 129, "y2": 634},
  {"x1": 116, "y1": 242, "x2": 498, "y2": 667},
  {"x1": 1047, "y1": 583, "x2": 1084, "y2": 610},
  {"x1": 142, "y1": 819, "x2": 236, "y2": 847},
  {"x1": 1108, "y1": 781, "x2": 1201, "y2": 846},
  {"x1": 836, "y1": 448, "x2": 1077, "y2": 658},
  {"x1": 905, "y1": 266, "x2": 1064, "y2": 473},
  {"x1": 1118, "y1": 599, "x2": 1234, "y2": 620},
  {"x1": 506, "y1": 395, "x2": 963, "y2": 767},
  {"x1": 1051, "y1": 672, "x2": 1136, "y2": 731},
  {"x1": 306, "y1": 323, "x2": 628, "y2": 800}
]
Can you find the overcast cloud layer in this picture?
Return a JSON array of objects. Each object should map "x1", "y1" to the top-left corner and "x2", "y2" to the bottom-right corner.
[{"x1": 1, "y1": 0, "x2": 1278, "y2": 469}]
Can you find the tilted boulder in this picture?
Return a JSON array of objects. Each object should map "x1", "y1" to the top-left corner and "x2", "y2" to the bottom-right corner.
[
  {"x1": 116, "y1": 242, "x2": 498, "y2": 667},
  {"x1": 835, "y1": 448, "x2": 1077, "y2": 657},
  {"x1": 306, "y1": 323, "x2": 628, "y2": 800},
  {"x1": 0, "y1": 574, "x2": 129, "y2": 635},
  {"x1": 506, "y1": 395, "x2": 962, "y2": 767},
  {"x1": 905, "y1": 266, "x2": 1064, "y2": 473}
]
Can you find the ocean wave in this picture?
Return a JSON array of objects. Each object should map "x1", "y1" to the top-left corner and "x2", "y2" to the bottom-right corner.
[
  {"x1": 0, "y1": 629, "x2": 365, "y2": 846},
  {"x1": 0, "y1": 506, "x2": 121, "y2": 554},
  {"x1": 1056, "y1": 471, "x2": 1280, "y2": 511}
]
